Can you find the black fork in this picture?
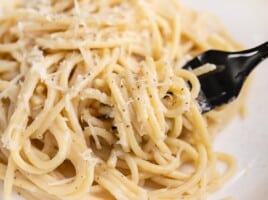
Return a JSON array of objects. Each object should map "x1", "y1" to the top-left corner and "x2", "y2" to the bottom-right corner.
[{"x1": 183, "y1": 41, "x2": 268, "y2": 113}]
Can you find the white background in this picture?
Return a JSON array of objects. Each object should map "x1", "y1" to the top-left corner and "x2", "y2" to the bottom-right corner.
[{"x1": 182, "y1": 0, "x2": 268, "y2": 199}]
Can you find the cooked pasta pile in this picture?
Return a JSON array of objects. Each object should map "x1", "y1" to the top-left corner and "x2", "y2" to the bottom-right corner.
[{"x1": 0, "y1": 0, "x2": 243, "y2": 199}]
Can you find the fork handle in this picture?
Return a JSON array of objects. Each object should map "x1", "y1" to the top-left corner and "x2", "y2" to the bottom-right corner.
[
  {"x1": 240, "y1": 41, "x2": 268, "y2": 60},
  {"x1": 245, "y1": 41, "x2": 268, "y2": 58},
  {"x1": 231, "y1": 41, "x2": 268, "y2": 77}
]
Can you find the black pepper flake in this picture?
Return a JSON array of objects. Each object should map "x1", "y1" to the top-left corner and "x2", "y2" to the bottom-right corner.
[
  {"x1": 88, "y1": 72, "x2": 91, "y2": 76},
  {"x1": 104, "y1": 114, "x2": 110, "y2": 119},
  {"x1": 17, "y1": 192, "x2": 21, "y2": 196},
  {"x1": 122, "y1": 109, "x2": 126, "y2": 112},
  {"x1": 164, "y1": 91, "x2": 173, "y2": 99},
  {"x1": 181, "y1": 88, "x2": 184, "y2": 91},
  {"x1": 137, "y1": 85, "x2": 140, "y2": 89},
  {"x1": 100, "y1": 102, "x2": 106, "y2": 107},
  {"x1": 126, "y1": 124, "x2": 130, "y2": 128},
  {"x1": 112, "y1": 126, "x2": 117, "y2": 131},
  {"x1": 120, "y1": 84, "x2": 124, "y2": 88},
  {"x1": 149, "y1": 95, "x2": 152, "y2": 98},
  {"x1": 137, "y1": 97, "x2": 140, "y2": 101}
]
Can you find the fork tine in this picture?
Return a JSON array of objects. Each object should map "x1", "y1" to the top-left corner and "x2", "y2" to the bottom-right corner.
[
  {"x1": 196, "y1": 89, "x2": 212, "y2": 113},
  {"x1": 183, "y1": 57, "x2": 203, "y2": 70}
]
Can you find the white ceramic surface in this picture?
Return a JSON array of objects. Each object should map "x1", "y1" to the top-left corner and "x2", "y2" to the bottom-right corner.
[{"x1": 2, "y1": 0, "x2": 268, "y2": 199}]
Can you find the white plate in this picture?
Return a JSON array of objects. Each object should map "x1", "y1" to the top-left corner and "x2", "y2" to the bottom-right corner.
[
  {"x1": 182, "y1": 0, "x2": 268, "y2": 199},
  {"x1": 2, "y1": 0, "x2": 268, "y2": 199}
]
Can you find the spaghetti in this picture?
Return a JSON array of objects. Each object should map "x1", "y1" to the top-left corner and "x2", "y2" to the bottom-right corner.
[{"x1": 0, "y1": 0, "x2": 244, "y2": 199}]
